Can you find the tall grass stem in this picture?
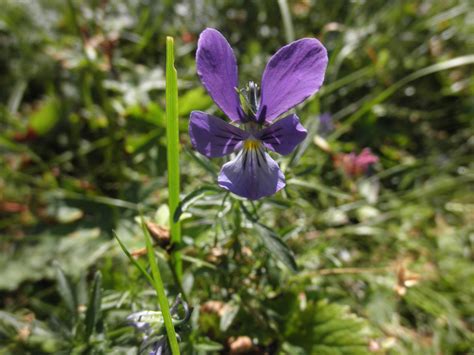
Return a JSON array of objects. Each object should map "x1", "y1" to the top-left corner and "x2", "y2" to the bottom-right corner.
[
  {"x1": 165, "y1": 36, "x2": 183, "y2": 280},
  {"x1": 143, "y1": 222, "x2": 181, "y2": 355},
  {"x1": 278, "y1": 0, "x2": 295, "y2": 42}
]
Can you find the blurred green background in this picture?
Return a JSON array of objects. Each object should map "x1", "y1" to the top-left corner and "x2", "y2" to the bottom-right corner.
[{"x1": 0, "y1": 0, "x2": 473, "y2": 354}]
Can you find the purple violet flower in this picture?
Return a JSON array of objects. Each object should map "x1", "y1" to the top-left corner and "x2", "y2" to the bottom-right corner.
[{"x1": 189, "y1": 28, "x2": 328, "y2": 200}]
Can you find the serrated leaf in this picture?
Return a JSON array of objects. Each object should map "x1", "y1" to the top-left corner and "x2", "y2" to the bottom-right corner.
[
  {"x1": 284, "y1": 299, "x2": 370, "y2": 354},
  {"x1": 85, "y1": 271, "x2": 102, "y2": 340}
]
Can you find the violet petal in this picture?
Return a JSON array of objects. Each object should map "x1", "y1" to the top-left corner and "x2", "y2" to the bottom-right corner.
[
  {"x1": 256, "y1": 114, "x2": 307, "y2": 155},
  {"x1": 196, "y1": 28, "x2": 244, "y2": 121},
  {"x1": 218, "y1": 148, "x2": 285, "y2": 200},
  {"x1": 189, "y1": 111, "x2": 249, "y2": 158},
  {"x1": 257, "y1": 38, "x2": 328, "y2": 123}
]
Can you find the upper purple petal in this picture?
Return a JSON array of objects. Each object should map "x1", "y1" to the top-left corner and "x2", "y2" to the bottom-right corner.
[
  {"x1": 196, "y1": 28, "x2": 244, "y2": 122},
  {"x1": 256, "y1": 114, "x2": 307, "y2": 155},
  {"x1": 217, "y1": 147, "x2": 285, "y2": 200},
  {"x1": 189, "y1": 111, "x2": 249, "y2": 158},
  {"x1": 257, "y1": 38, "x2": 328, "y2": 123}
]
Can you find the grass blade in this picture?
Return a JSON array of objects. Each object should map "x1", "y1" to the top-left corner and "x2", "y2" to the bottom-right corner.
[
  {"x1": 240, "y1": 203, "x2": 298, "y2": 272},
  {"x1": 142, "y1": 219, "x2": 180, "y2": 355},
  {"x1": 53, "y1": 261, "x2": 76, "y2": 317},
  {"x1": 85, "y1": 271, "x2": 102, "y2": 341},
  {"x1": 166, "y1": 36, "x2": 182, "y2": 280},
  {"x1": 255, "y1": 223, "x2": 298, "y2": 272},
  {"x1": 278, "y1": 0, "x2": 295, "y2": 42},
  {"x1": 113, "y1": 232, "x2": 154, "y2": 286}
]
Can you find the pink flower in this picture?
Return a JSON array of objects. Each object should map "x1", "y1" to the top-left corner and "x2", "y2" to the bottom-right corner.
[{"x1": 334, "y1": 148, "x2": 379, "y2": 177}]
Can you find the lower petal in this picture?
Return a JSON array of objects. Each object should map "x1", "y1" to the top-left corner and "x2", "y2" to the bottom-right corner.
[{"x1": 217, "y1": 148, "x2": 285, "y2": 200}]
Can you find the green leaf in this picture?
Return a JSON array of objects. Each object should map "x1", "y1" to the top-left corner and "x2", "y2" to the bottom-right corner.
[
  {"x1": 29, "y1": 96, "x2": 60, "y2": 135},
  {"x1": 284, "y1": 299, "x2": 370, "y2": 354},
  {"x1": 46, "y1": 202, "x2": 83, "y2": 224},
  {"x1": 53, "y1": 261, "x2": 76, "y2": 316},
  {"x1": 254, "y1": 223, "x2": 298, "y2": 272},
  {"x1": 184, "y1": 147, "x2": 218, "y2": 178},
  {"x1": 125, "y1": 129, "x2": 160, "y2": 154},
  {"x1": 193, "y1": 337, "x2": 224, "y2": 351},
  {"x1": 125, "y1": 102, "x2": 165, "y2": 127},
  {"x1": 219, "y1": 303, "x2": 239, "y2": 332},
  {"x1": 0, "y1": 230, "x2": 108, "y2": 291},
  {"x1": 280, "y1": 342, "x2": 306, "y2": 355},
  {"x1": 0, "y1": 310, "x2": 61, "y2": 350},
  {"x1": 128, "y1": 310, "x2": 166, "y2": 330},
  {"x1": 85, "y1": 271, "x2": 102, "y2": 340},
  {"x1": 173, "y1": 185, "x2": 222, "y2": 222},
  {"x1": 178, "y1": 87, "x2": 213, "y2": 117}
]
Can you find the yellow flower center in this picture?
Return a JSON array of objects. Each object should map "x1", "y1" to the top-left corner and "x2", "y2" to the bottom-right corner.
[{"x1": 243, "y1": 139, "x2": 262, "y2": 151}]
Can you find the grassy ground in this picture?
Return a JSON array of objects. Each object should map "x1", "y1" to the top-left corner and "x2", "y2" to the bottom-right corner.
[{"x1": 0, "y1": 0, "x2": 473, "y2": 354}]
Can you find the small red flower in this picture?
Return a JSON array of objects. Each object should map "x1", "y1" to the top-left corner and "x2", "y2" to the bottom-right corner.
[{"x1": 334, "y1": 148, "x2": 379, "y2": 177}]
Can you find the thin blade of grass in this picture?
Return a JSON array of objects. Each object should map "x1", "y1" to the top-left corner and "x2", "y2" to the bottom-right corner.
[
  {"x1": 142, "y1": 219, "x2": 180, "y2": 355},
  {"x1": 113, "y1": 232, "x2": 154, "y2": 286},
  {"x1": 166, "y1": 36, "x2": 182, "y2": 280},
  {"x1": 85, "y1": 271, "x2": 102, "y2": 341},
  {"x1": 277, "y1": 0, "x2": 294, "y2": 42},
  {"x1": 53, "y1": 261, "x2": 76, "y2": 318}
]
